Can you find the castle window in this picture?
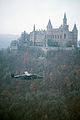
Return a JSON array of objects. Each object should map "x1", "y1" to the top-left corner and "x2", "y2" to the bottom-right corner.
[
  {"x1": 58, "y1": 35, "x2": 59, "y2": 39},
  {"x1": 53, "y1": 35, "x2": 54, "y2": 38},
  {"x1": 60, "y1": 35, "x2": 62, "y2": 39},
  {"x1": 55, "y1": 35, "x2": 56, "y2": 39},
  {"x1": 49, "y1": 35, "x2": 51, "y2": 38},
  {"x1": 48, "y1": 35, "x2": 49, "y2": 38},
  {"x1": 64, "y1": 33, "x2": 66, "y2": 39}
]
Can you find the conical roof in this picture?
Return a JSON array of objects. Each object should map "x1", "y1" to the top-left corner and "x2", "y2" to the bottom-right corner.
[
  {"x1": 73, "y1": 24, "x2": 77, "y2": 31},
  {"x1": 48, "y1": 19, "x2": 52, "y2": 26},
  {"x1": 47, "y1": 19, "x2": 52, "y2": 29}
]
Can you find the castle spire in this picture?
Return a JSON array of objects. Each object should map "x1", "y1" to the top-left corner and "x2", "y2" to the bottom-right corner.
[
  {"x1": 63, "y1": 13, "x2": 67, "y2": 25},
  {"x1": 47, "y1": 19, "x2": 53, "y2": 31}
]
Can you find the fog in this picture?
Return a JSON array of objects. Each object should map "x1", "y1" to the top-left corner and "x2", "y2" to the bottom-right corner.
[
  {"x1": 0, "y1": 34, "x2": 19, "y2": 49},
  {"x1": 0, "y1": 0, "x2": 80, "y2": 39}
]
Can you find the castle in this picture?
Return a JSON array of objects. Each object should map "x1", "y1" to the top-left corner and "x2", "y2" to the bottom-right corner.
[
  {"x1": 10, "y1": 13, "x2": 78, "y2": 50},
  {"x1": 30, "y1": 13, "x2": 78, "y2": 47}
]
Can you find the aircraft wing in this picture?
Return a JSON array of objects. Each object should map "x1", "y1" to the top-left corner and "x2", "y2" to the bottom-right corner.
[
  {"x1": 14, "y1": 74, "x2": 26, "y2": 79},
  {"x1": 14, "y1": 73, "x2": 33, "y2": 80},
  {"x1": 30, "y1": 74, "x2": 43, "y2": 79}
]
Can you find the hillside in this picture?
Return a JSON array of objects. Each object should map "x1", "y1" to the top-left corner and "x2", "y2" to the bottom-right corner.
[{"x1": 0, "y1": 48, "x2": 80, "y2": 120}]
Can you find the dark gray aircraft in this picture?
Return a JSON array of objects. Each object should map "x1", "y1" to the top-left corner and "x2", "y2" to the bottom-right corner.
[{"x1": 11, "y1": 71, "x2": 43, "y2": 80}]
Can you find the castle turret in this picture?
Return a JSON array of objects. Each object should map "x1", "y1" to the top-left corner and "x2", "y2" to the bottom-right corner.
[
  {"x1": 33, "y1": 24, "x2": 35, "y2": 31},
  {"x1": 72, "y1": 24, "x2": 78, "y2": 47},
  {"x1": 33, "y1": 24, "x2": 36, "y2": 45},
  {"x1": 47, "y1": 19, "x2": 53, "y2": 31},
  {"x1": 73, "y1": 24, "x2": 77, "y2": 32},
  {"x1": 63, "y1": 13, "x2": 67, "y2": 25}
]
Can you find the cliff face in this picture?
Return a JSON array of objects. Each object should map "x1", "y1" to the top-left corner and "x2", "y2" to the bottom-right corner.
[{"x1": 0, "y1": 48, "x2": 80, "y2": 120}]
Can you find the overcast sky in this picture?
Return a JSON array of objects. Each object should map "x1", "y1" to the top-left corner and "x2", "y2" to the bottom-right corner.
[{"x1": 0, "y1": 0, "x2": 80, "y2": 39}]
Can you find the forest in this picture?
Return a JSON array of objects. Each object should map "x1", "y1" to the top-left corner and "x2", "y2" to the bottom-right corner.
[{"x1": 0, "y1": 47, "x2": 80, "y2": 120}]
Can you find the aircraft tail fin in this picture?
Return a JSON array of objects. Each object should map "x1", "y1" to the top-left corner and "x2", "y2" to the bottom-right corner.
[{"x1": 11, "y1": 73, "x2": 14, "y2": 78}]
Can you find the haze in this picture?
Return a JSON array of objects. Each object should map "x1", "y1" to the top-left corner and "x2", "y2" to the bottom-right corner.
[{"x1": 0, "y1": 0, "x2": 80, "y2": 39}]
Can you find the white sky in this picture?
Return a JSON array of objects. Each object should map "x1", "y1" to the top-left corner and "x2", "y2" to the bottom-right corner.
[{"x1": 0, "y1": 0, "x2": 80, "y2": 39}]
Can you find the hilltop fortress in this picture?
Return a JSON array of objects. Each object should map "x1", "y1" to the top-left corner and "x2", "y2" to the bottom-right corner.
[{"x1": 10, "y1": 13, "x2": 78, "y2": 50}]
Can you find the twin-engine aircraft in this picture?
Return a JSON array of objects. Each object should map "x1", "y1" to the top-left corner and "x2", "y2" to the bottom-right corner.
[{"x1": 11, "y1": 71, "x2": 43, "y2": 80}]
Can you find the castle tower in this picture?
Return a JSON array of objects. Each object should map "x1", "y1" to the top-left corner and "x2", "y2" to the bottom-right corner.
[
  {"x1": 47, "y1": 19, "x2": 53, "y2": 31},
  {"x1": 33, "y1": 24, "x2": 35, "y2": 31},
  {"x1": 63, "y1": 13, "x2": 67, "y2": 25},
  {"x1": 63, "y1": 13, "x2": 69, "y2": 31},
  {"x1": 72, "y1": 24, "x2": 78, "y2": 47},
  {"x1": 33, "y1": 24, "x2": 36, "y2": 46},
  {"x1": 46, "y1": 19, "x2": 53, "y2": 47}
]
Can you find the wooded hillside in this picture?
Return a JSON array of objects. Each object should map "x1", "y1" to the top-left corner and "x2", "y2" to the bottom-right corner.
[{"x1": 0, "y1": 48, "x2": 80, "y2": 120}]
